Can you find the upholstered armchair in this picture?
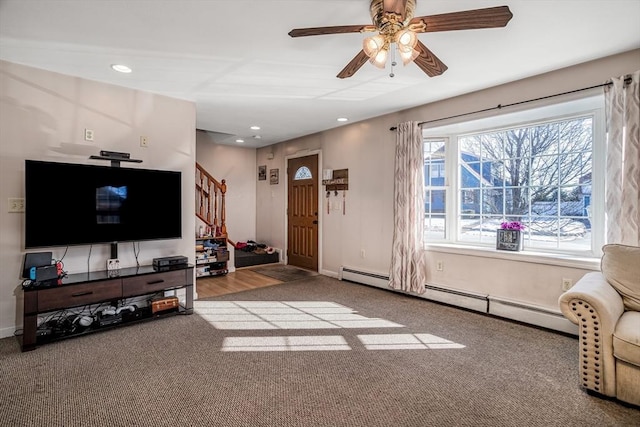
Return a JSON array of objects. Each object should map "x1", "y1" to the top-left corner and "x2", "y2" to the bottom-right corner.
[{"x1": 559, "y1": 244, "x2": 640, "y2": 407}]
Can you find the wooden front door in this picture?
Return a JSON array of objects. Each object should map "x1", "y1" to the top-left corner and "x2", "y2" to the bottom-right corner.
[{"x1": 287, "y1": 154, "x2": 319, "y2": 271}]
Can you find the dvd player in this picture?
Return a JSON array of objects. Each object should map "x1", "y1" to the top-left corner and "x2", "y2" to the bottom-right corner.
[{"x1": 153, "y1": 255, "x2": 188, "y2": 268}]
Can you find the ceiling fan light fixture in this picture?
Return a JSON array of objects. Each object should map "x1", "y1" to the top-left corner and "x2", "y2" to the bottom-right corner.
[
  {"x1": 399, "y1": 47, "x2": 420, "y2": 65},
  {"x1": 370, "y1": 48, "x2": 388, "y2": 68},
  {"x1": 396, "y1": 29, "x2": 417, "y2": 50},
  {"x1": 363, "y1": 34, "x2": 385, "y2": 58}
]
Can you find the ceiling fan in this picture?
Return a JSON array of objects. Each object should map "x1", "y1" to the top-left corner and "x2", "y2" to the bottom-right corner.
[{"x1": 288, "y1": 0, "x2": 513, "y2": 79}]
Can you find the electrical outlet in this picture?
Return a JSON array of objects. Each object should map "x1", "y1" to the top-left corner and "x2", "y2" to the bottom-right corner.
[
  {"x1": 562, "y1": 278, "x2": 573, "y2": 291},
  {"x1": 107, "y1": 259, "x2": 120, "y2": 270},
  {"x1": 8, "y1": 198, "x2": 24, "y2": 213},
  {"x1": 140, "y1": 136, "x2": 149, "y2": 147},
  {"x1": 436, "y1": 261, "x2": 444, "y2": 271},
  {"x1": 84, "y1": 129, "x2": 94, "y2": 141},
  {"x1": 360, "y1": 249, "x2": 366, "y2": 258}
]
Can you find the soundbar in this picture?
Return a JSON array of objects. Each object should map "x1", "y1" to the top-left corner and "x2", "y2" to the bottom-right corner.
[{"x1": 100, "y1": 150, "x2": 130, "y2": 159}]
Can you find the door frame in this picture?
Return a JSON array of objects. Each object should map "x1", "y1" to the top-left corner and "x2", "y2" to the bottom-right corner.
[{"x1": 284, "y1": 149, "x2": 323, "y2": 271}]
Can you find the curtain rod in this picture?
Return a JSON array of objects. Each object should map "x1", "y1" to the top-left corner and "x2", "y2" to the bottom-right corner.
[{"x1": 389, "y1": 76, "x2": 633, "y2": 131}]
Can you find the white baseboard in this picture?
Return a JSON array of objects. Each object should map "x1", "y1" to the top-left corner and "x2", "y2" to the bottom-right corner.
[
  {"x1": 339, "y1": 265, "x2": 576, "y2": 335},
  {"x1": 320, "y1": 269, "x2": 339, "y2": 279},
  {"x1": 488, "y1": 296, "x2": 578, "y2": 335},
  {"x1": 340, "y1": 266, "x2": 390, "y2": 289},
  {"x1": 0, "y1": 326, "x2": 16, "y2": 340},
  {"x1": 420, "y1": 284, "x2": 488, "y2": 313}
]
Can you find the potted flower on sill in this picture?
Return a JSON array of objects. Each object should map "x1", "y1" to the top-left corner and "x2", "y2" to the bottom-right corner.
[{"x1": 496, "y1": 221, "x2": 525, "y2": 251}]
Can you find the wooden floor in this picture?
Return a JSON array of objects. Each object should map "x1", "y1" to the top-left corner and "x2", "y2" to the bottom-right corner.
[{"x1": 196, "y1": 267, "x2": 283, "y2": 299}]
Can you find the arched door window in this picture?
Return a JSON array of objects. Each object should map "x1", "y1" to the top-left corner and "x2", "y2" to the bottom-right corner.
[{"x1": 294, "y1": 166, "x2": 312, "y2": 180}]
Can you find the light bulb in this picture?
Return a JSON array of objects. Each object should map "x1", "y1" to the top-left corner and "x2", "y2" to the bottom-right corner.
[
  {"x1": 396, "y1": 29, "x2": 417, "y2": 50},
  {"x1": 363, "y1": 35, "x2": 385, "y2": 58},
  {"x1": 370, "y1": 48, "x2": 388, "y2": 68},
  {"x1": 399, "y1": 47, "x2": 420, "y2": 65}
]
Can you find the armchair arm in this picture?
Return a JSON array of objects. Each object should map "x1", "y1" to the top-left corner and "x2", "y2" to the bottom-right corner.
[
  {"x1": 558, "y1": 271, "x2": 625, "y2": 397},
  {"x1": 559, "y1": 272, "x2": 625, "y2": 329}
]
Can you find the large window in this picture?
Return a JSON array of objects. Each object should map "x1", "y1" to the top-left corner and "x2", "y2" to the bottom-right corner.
[{"x1": 422, "y1": 96, "x2": 604, "y2": 256}]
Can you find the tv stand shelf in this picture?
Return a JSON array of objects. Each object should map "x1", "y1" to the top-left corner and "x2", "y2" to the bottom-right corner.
[{"x1": 21, "y1": 264, "x2": 194, "y2": 352}]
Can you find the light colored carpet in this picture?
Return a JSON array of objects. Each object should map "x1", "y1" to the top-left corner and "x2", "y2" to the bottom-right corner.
[{"x1": 1, "y1": 275, "x2": 638, "y2": 426}]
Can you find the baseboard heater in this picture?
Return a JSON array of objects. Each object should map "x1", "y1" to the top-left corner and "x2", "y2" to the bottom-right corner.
[
  {"x1": 339, "y1": 266, "x2": 577, "y2": 335},
  {"x1": 488, "y1": 296, "x2": 577, "y2": 335},
  {"x1": 423, "y1": 284, "x2": 489, "y2": 313},
  {"x1": 340, "y1": 267, "x2": 390, "y2": 289}
]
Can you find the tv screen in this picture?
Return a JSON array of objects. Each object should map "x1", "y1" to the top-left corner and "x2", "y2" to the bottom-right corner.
[{"x1": 25, "y1": 160, "x2": 182, "y2": 248}]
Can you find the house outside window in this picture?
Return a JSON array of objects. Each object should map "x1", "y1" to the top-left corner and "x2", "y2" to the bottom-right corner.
[
  {"x1": 424, "y1": 139, "x2": 447, "y2": 241},
  {"x1": 422, "y1": 95, "x2": 605, "y2": 257}
]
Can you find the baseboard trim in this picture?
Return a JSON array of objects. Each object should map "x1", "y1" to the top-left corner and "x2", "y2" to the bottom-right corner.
[
  {"x1": 0, "y1": 326, "x2": 16, "y2": 340},
  {"x1": 488, "y1": 296, "x2": 578, "y2": 335},
  {"x1": 339, "y1": 265, "x2": 576, "y2": 335},
  {"x1": 340, "y1": 266, "x2": 390, "y2": 289},
  {"x1": 420, "y1": 284, "x2": 488, "y2": 313}
]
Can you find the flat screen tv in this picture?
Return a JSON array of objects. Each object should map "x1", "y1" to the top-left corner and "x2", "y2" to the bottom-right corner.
[{"x1": 25, "y1": 160, "x2": 182, "y2": 248}]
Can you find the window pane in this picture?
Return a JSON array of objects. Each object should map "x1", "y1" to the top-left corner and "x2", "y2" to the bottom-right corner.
[
  {"x1": 294, "y1": 166, "x2": 312, "y2": 180},
  {"x1": 424, "y1": 139, "x2": 447, "y2": 242}
]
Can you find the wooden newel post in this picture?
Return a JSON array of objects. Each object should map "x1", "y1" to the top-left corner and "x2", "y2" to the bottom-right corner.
[{"x1": 220, "y1": 179, "x2": 227, "y2": 236}]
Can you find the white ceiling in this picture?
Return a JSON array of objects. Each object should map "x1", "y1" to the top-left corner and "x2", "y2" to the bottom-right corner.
[{"x1": 1, "y1": 0, "x2": 639, "y2": 148}]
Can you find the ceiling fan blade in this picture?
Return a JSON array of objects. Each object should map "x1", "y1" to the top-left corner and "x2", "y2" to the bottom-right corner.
[
  {"x1": 337, "y1": 50, "x2": 370, "y2": 79},
  {"x1": 289, "y1": 25, "x2": 375, "y2": 38},
  {"x1": 409, "y1": 6, "x2": 513, "y2": 33},
  {"x1": 413, "y1": 41, "x2": 448, "y2": 77}
]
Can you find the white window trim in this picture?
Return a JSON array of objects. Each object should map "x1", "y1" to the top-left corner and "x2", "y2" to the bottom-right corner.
[{"x1": 422, "y1": 92, "x2": 605, "y2": 260}]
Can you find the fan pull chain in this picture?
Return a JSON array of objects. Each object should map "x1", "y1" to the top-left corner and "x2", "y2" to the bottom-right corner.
[{"x1": 389, "y1": 43, "x2": 396, "y2": 78}]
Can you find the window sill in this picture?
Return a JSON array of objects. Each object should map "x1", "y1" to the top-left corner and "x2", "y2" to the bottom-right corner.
[{"x1": 424, "y1": 243, "x2": 600, "y2": 271}]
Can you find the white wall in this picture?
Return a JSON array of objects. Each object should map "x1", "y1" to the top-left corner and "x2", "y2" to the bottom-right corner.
[
  {"x1": 257, "y1": 49, "x2": 640, "y2": 312},
  {"x1": 0, "y1": 60, "x2": 196, "y2": 338},
  {"x1": 195, "y1": 130, "x2": 257, "y2": 244}
]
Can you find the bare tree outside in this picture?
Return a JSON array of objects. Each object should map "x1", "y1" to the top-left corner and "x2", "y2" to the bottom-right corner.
[{"x1": 458, "y1": 116, "x2": 593, "y2": 248}]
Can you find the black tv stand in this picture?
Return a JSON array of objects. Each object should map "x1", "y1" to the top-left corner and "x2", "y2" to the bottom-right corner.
[{"x1": 21, "y1": 264, "x2": 194, "y2": 351}]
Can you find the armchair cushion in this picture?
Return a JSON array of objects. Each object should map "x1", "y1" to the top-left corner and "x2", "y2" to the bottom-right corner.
[
  {"x1": 613, "y1": 311, "x2": 640, "y2": 366},
  {"x1": 601, "y1": 244, "x2": 640, "y2": 311}
]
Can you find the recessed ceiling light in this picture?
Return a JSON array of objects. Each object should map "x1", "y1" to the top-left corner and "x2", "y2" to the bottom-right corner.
[
  {"x1": 236, "y1": 139, "x2": 245, "y2": 143},
  {"x1": 253, "y1": 135, "x2": 262, "y2": 139},
  {"x1": 250, "y1": 126, "x2": 261, "y2": 130},
  {"x1": 111, "y1": 64, "x2": 132, "y2": 73},
  {"x1": 337, "y1": 117, "x2": 348, "y2": 122}
]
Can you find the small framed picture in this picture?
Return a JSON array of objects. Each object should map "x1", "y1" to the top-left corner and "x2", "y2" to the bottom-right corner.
[
  {"x1": 270, "y1": 168, "x2": 279, "y2": 185},
  {"x1": 258, "y1": 165, "x2": 266, "y2": 181}
]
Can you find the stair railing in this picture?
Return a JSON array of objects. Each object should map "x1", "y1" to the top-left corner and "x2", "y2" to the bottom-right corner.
[{"x1": 196, "y1": 162, "x2": 227, "y2": 237}]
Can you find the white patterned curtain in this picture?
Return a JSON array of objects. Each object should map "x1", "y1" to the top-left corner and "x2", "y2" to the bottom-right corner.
[
  {"x1": 605, "y1": 71, "x2": 640, "y2": 246},
  {"x1": 389, "y1": 121, "x2": 426, "y2": 294}
]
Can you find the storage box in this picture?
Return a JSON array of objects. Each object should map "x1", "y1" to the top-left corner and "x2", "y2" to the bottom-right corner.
[
  {"x1": 216, "y1": 249, "x2": 229, "y2": 262},
  {"x1": 150, "y1": 296, "x2": 179, "y2": 313}
]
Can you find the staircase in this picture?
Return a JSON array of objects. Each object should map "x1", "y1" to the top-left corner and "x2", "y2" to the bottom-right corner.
[{"x1": 195, "y1": 162, "x2": 227, "y2": 238}]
